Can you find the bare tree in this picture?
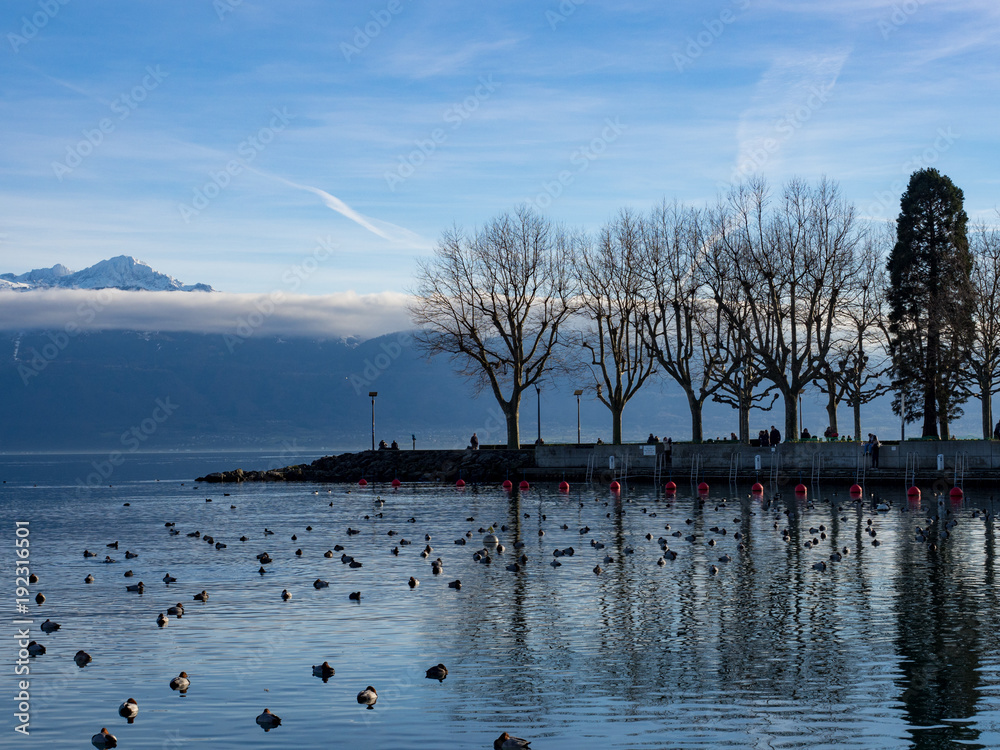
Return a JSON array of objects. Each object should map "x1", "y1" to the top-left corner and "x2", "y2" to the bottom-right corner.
[
  {"x1": 967, "y1": 216, "x2": 1000, "y2": 438},
  {"x1": 818, "y1": 234, "x2": 893, "y2": 440},
  {"x1": 409, "y1": 207, "x2": 578, "y2": 448},
  {"x1": 573, "y1": 210, "x2": 657, "y2": 444},
  {"x1": 641, "y1": 201, "x2": 732, "y2": 441},
  {"x1": 710, "y1": 177, "x2": 864, "y2": 439}
]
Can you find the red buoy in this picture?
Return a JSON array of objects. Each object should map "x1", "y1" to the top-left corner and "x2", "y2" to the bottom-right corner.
[
  {"x1": 358, "y1": 478, "x2": 368, "y2": 487},
  {"x1": 502, "y1": 479, "x2": 513, "y2": 490},
  {"x1": 558, "y1": 481, "x2": 570, "y2": 492},
  {"x1": 849, "y1": 484, "x2": 863, "y2": 496},
  {"x1": 391, "y1": 478, "x2": 401, "y2": 488},
  {"x1": 795, "y1": 484, "x2": 807, "y2": 495},
  {"x1": 665, "y1": 481, "x2": 677, "y2": 493},
  {"x1": 949, "y1": 486, "x2": 964, "y2": 499},
  {"x1": 698, "y1": 481, "x2": 709, "y2": 493},
  {"x1": 455, "y1": 479, "x2": 466, "y2": 488},
  {"x1": 519, "y1": 480, "x2": 530, "y2": 490},
  {"x1": 906, "y1": 485, "x2": 920, "y2": 498},
  {"x1": 609, "y1": 480, "x2": 621, "y2": 492},
  {"x1": 751, "y1": 482, "x2": 764, "y2": 494}
]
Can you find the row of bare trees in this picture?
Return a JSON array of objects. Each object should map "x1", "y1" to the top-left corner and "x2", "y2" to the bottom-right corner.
[{"x1": 410, "y1": 178, "x2": 1000, "y2": 447}]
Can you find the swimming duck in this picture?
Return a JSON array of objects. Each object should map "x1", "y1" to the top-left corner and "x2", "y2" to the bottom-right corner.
[
  {"x1": 356, "y1": 686, "x2": 377, "y2": 705},
  {"x1": 41, "y1": 619, "x2": 60, "y2": 633},
  {"x1": 313, "y1": 579, "x2": 329, "y2": 589},
  {"x1": 281, "y1": 589, "x2": 291, "y2": 600},
  {"x1": 75, "y1": 650, "x2": 92, "y2": 667},
  {"x1": 85, "y1": 574, "x2": 95, "y2": 583},
  {"x1": 163, "y1": 573, "x2": 177, "y2": 584},
  {"x1": 425, "y1": 664, "x2": 448, "y2": 681},
  {"x1": 312, "y1": 661, "x2": 335, "y2": 679},
  {"x1": 125, "y1": 550, "x2": 138, "y2": 559},
  {"x1": 448, "y1": 579, "x2": 462, "y2": 590},
  {"x1": 170, "y1": 672, "x2": 190, "y2": 692},
  {"x1": 255, "y1": 708, "x2": 281, "y2": 730},
  {"x1": 167, "y1": 603, "x2": 184, "y2": 616},
  {"x1": 28, "y1": 573, "x2": 39, "y2": 584},
  {"x1": 91, "y1": 727, "x2": 117, "y2": 748},
  {"x1": 348, "y1": 591, "x2": 361, "y2": 601},
  {"x1": 84, "y1": 549, "x2": 97, "y2": 557},
  {"x1": 408, "y1": 577, "x2": 419, "y2": 588},
  {"x1": 124, "y1": 570, "x2": 133, "y2": 577},
  {"x1": 157, "y1": 613, "x2": 168, "y2": 627},
  {"x1": 494, "y1": 732, "x2": 530, "y2": 749},
  {"x1": 126, "y1": 582, "x2": 144, "y2": 593},
  {"x1": 118, "y1": 698, "x2": 138, "y2": 723},
  {"x1": 27, "y1": 641, "x2": 45, "y2": 656},
  {"x1": 193, "y1": 590, "x2": 209, "y2": 601}
]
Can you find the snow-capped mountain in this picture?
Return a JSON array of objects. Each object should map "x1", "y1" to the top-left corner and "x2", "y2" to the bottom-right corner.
[{"x1": 0, "y1": 256, "x2": 214, "y2": 292}]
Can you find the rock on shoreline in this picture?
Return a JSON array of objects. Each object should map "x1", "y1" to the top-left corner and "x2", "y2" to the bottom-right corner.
[{"x1": 196, "y1": 449, "x2": 535, "y2": 484}]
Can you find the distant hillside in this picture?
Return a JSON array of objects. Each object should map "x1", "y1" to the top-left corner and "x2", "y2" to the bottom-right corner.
[{"x1": 0, "y1": 329, "x2": 978, "y2": 452}]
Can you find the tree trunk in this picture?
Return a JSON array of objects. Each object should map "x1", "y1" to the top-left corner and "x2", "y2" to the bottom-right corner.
[
  {"x1": 739, "y1": 400, "x2": 749, "y2": 444},
  {"x1": 784, "y1": 390, "x2": 797, "y2": 442},
  {"x1": 922, "y1": 333, "x2": 939, "y2": 437},
  {"x1": 611, "y1": 404, "x2": 623, "y2": 445},
  {"x1": 826, "y1": 386, "x2": 839, "y2": 436},
  {"x1": 982, "y1": 380, "x2": 993, "y2": 439},
  {"x1": 688, "y1": 393, "x2": 704, "y2": 443},
  {"x1": 853, "y1": 399, "x2": 862, "y2": 442},
  {"x1": 504, "y1": 402, "x2": 520, "y2": 449}
]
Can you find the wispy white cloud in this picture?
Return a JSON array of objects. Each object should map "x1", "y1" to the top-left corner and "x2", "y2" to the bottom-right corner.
[
  {"x1": 732, "y1": 51, "x2": 851, "y2": 182},
  {"x1": 0, "y1": 289, "x2": 413, "y2": 340}
]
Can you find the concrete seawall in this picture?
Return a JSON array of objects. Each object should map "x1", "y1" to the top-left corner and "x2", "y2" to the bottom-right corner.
[
  {"x1": 533, "y1": 440, "x2": 1000, "y2": 485},
  {"x1": 198, "y1": 440, "x2": 1000, "y2": 486}
]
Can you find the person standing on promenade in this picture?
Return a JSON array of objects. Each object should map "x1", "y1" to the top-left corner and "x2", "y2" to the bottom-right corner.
[
  {"x1": 994, "y1": 420, "x2": 1000, "y2": 440},
  {"x1": 470, "y1": 433, "x2": 479, "y2": 450},
  {"x1": 769, "y1": 426, "x2": 781, "y2": 445},
  {"x1": 868, "y1": 434, "x2": 881, "y2": 468}
]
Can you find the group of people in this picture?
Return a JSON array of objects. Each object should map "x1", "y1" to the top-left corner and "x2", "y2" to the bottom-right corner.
[
  {"x1": 757, "y1": 426, "x2": 782, "y2": 447},
  {"x1": 377, "y1": 439, "x2": 400, "y2": 450}
]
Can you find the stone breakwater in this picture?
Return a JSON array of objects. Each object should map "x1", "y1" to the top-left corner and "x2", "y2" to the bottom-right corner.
[{"x1": 197, "y1": 449, "x2": 536, "y2": 484}]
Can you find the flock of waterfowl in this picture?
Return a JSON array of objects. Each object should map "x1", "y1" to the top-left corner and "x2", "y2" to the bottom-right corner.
[{"x1": 27, "y1": 477, "x2": 997, "y2": 748}]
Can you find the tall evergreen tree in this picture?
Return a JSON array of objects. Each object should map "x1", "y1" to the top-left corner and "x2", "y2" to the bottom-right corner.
[{"x1": 887, "y1": 169, "x2": 974, "y2": 438}]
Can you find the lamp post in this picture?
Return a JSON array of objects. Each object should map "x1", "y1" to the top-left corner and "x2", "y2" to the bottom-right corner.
[
  {"x1": 798, "y1": 394, "x2": 803, "y2": 438},
  {"x1": 535, "y1": 384, "x2": 542, "y2": 444},
  {"x1": 369, "y1": 391, "x2": 378, "y2": 451},
  {"x1": 574, "y1": 389, "x2": 583, "y2": 444}
]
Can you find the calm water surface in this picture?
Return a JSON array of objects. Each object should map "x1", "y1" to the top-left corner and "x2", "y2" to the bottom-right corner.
[{"x1": 2, "y1": 453, "x2": 998, "y2": 749}]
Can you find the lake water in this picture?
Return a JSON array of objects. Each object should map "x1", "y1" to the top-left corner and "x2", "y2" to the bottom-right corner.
[{"x1": 2, "y1": 453, "x2": 998, "y2": 749}]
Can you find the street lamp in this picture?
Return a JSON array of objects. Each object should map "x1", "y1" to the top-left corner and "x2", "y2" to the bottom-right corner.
[
  {"x1": 535, "y1": 384, "x2": 542, "y2": 445},
  {"x1": 574, "y1": 389, "x2": 584, "y2": 444},
  {"x1": 369, "y1": 391, "x2": 378, "y2": 451}
]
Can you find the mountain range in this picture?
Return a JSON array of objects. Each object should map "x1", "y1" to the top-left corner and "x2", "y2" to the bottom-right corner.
[
  {"x1": 0, "y1": 256, "x2": 214, "y2": 292},
  {"x1": 0, "y1": 328, "x2": 927, "y2": 453}
]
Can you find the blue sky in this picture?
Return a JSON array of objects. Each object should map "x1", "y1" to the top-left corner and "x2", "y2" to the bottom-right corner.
[{"x1": 2, "y1": 0, "x2": 998, "y2": 298}]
